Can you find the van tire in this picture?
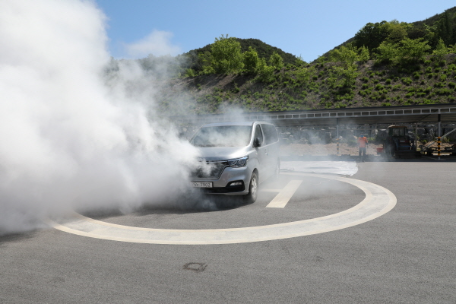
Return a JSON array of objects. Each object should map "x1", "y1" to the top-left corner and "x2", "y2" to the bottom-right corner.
[{"x1": 244, "y1": 171, "x2": 258, "y2": 204}]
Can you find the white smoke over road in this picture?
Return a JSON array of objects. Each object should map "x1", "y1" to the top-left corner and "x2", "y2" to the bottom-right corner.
[{"x1": 0, "y1": 0, "x2": 199, "y2": 235}]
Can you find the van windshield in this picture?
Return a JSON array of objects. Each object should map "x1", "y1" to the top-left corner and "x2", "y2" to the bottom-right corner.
[{"x1": 191, "y1": 126, "x2": 252, "y2": 147}]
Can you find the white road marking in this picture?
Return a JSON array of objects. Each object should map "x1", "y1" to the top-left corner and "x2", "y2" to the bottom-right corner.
[
  {"x1": 50, "y1": 173, "x2": 397, "y2": 245},
  {"x1": 266, "y1": 180, "x2": 303, "y2": 208}
]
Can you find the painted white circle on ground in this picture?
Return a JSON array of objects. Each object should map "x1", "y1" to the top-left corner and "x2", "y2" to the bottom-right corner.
[{"x1": 51, "y1": 173, "x2": 397, "y2": 245}]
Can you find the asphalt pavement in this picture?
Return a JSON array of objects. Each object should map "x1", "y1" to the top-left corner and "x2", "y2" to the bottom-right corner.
[{"x1": 1, "y1": 160, "x2": 455, "y2": 303}]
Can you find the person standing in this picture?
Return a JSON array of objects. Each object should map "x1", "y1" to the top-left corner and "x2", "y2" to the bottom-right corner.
[{"x1": 358, "y1": 135, "x2": 368, "y2": 161}]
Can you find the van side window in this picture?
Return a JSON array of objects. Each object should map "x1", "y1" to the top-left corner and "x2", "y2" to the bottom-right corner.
[
  {"x1": 262, "y1": 124, "x2": 278, "y2": 145},
  {"x1": 254, "y1": 125, "x2": 264, "y2": 146}
]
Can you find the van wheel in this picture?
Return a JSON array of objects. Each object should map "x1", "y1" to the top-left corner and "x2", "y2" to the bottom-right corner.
[{"x1": 244, "y1": 171, "x2": 258, "y2": 204}]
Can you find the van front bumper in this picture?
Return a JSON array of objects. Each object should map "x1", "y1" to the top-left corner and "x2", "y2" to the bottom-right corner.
[{"x1": 191, "y1": 166, "x2": 252, "y2": 195}]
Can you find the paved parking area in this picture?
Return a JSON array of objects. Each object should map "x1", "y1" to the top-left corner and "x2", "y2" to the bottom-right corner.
[{"x1": 1, "y1": 161, "x2": 455, "y2": 303}]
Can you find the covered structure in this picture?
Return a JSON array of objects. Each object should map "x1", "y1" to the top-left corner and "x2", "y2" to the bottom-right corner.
[
  {"x1": 180, "y1": 104, "x2": 456, "y2": 127},
  {"x1": 176, "y1": 104, "x2": 456, "y2": 137}
]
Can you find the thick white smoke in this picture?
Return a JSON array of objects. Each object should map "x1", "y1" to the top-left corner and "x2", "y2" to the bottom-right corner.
[{"x1": 0, "y1": 0, "x2": 199, "y2": 235}]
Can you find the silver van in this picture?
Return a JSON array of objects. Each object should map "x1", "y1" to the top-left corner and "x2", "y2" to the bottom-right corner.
[{"x1": 190, "y1": 121, "x2": 280, "y2": 203}]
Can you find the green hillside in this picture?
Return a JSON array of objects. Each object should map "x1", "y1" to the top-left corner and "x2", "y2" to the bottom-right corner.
[
  {"x1": 180, "y1": 37, "x2": 298, "y2": 74},
  {"x1": 144, "y1": 7, "x2": 456, "y2": 114},
  {"x1": 156, "y1": 54, "x2": 456, "y2": 115},
  {"x1": 320, "y1": 6, "x2": 456, "y2": 61}
]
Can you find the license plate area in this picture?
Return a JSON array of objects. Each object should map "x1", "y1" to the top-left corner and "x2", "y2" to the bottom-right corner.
[{"x1": 192, "y1": 182, "x2": 213, "y2": 188}]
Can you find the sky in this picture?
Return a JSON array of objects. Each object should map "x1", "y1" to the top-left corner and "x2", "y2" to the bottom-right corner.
[{"x1": 96, "y1": 0, "x2": 455, "y2": 62}]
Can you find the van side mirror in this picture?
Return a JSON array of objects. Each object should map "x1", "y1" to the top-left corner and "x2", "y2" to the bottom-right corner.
[{"x1": 253, "y1": 138, "x2": 261, "y2": 147}]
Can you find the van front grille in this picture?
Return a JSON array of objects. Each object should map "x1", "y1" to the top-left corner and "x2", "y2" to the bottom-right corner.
[{"x1": 192, "y1": 161, "x2": 228, "y2": 179}]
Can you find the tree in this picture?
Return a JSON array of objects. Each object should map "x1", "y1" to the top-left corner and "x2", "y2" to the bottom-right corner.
[
  {"x1": 184, "y1": 68, "x2": 195, "y2": 77},
  {"x1": 329, "y1": 44, "x2": 369, "y2": 66},
  {"x1": 433, "y1": 38, "x2": 450, "y2": 60},
  {"x1": 397, "y1": 38, "x2": 431, "y2": 63},
  {"x1": 198, "y1": 50, "x2": 215, "y2": 74},
  {"x1": 294, "y1": 56, "x2": 307, "y2": 67},
  {"x1": 243, "y1": 46, "x2": 260, "y2": 74},
  {"x1": 330, "y1": 45, "x2": 357, "y2": 65},
  {"x1": 257, "y1": 57, "x2": 275, "y2": 82},
  {"x1": 353, "y1": 21, "x2": 390, "y2": 50},
  {"x1": 358, "y1": 46, "x2": 370, "y2": 62},
  {"x1": 437, "y1": 11, "x2": 455, "y2": 46},
  {"x1": 377, "y1": 38, "x2": 431, "y2": 65},
  {"x1": 376, "y1": 41, "x2": 398, "y2": 63},
  {"x1": 385, "y1": 20, "x2": 410, "y2": 44},
  {"x1": 269, "y1": 52, "x2": 284, "y2": 69},
  {"x1": 210, "y1": 34, "x2": 244, "y2": 74},
  {"x1": 407, "y1": 24, "x2": 427, "y2": 40}
]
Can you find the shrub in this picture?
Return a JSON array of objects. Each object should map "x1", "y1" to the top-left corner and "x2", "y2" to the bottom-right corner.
[
  {"x1": 385, "y1": 79, "x2": 392, "y2": 84},
  {"x1": 184, "y1": 68, "x2": 196, "y2": 77},
  {"x1": 375, "y1": 84, "x2": 384, "y2": 90},
  {"x1": 440, "y1": 74, "x2": 447, "y2": 81},
  {"x1": 448, "y1": 82, "x2": 456, "y2": 89},
  {"x1": 269, "y1": 52, "x2": 284, "y2": 70},
  {"x1": 413, "y1": 71, "x2": 421, "y2": 79},
  {"x1": 434, "y1": 82, "x2": 445, "y2": 88},
  {"x1": 401, "y1": 77, "x2": 412, "y2": 85},
  {"x1": 435, "y1": 88, "x2": 451, "y2": 95},
  {"x1": 359, "y1": 90, "x2": 370, "y2": 96}
]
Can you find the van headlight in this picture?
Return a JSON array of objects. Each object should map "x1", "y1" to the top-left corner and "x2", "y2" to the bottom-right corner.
[{"x1": 227, "y1": 156, "x2": 248, "y2": 168}]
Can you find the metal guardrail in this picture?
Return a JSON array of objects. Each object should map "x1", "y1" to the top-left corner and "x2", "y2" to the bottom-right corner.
[{"x1": 181, "y1": 105, "x2": 456, "y2": 125}]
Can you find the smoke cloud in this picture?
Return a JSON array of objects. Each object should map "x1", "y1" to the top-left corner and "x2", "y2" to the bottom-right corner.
[
  {"x1": 0, "y1": 0, "x2": 199, "y2": 235},
  {"x1": 124, "y1": 30, "x2": 181, "y2": 58}
]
